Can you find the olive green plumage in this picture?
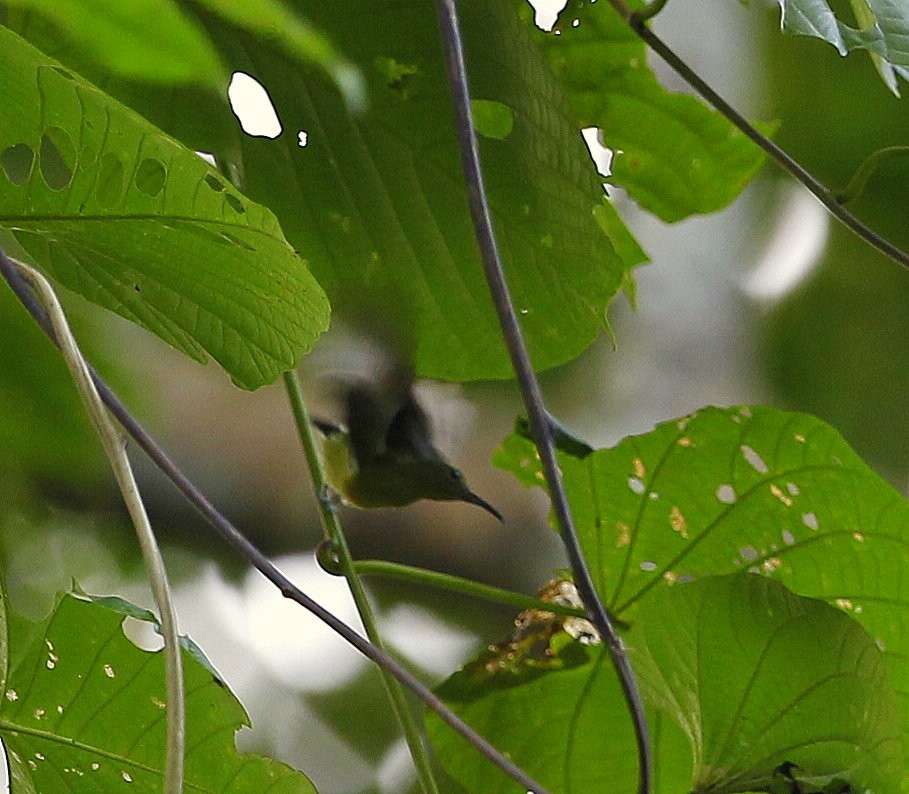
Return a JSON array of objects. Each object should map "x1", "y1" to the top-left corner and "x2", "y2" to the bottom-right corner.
[{"x1": 314, "y1": 381, "x2": 502, "y2": 521}]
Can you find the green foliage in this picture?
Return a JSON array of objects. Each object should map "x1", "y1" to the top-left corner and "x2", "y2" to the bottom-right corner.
[
  {"x1": 1, "y1": 591, "x2": 315, "y2": 792},
  {"x1": 777, "y1": 0, "x2": 909, "y2": 95},
  {"x1": 532, "y1": 0, "x2": 769, "y2": 222},
  {"x1": 1, "y1": 0, "x2": 224, "y2": 84},
  {"x1": 632, "y1": 574, "x2": 901, "y2": 792},
  {"x1": 427, "y1": 407, "x2": 909, "y2": 791},
  {"x1": 186, "y1": 0, "x2": 639, "y2": 380},
  {"x1": 1, "y1": 2, "x2": 904, "y2": 793},
  {"x1": 0, "y1": 23, "x2": 329, "y2": 390},
  {"x1": 427, "y1": 644, "x2": 672, "y2": 791},
  {"x1": 0, "y1": 285, "x2": 101, "y2": 489}
]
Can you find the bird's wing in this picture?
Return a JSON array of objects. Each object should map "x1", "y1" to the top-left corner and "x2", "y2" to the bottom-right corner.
[
  {"x1": 385, "y1": 390, "x2": 444, "y2": 463},
  {"x1": 345, "y1": 384, "x2": 393, "y2": 465}
]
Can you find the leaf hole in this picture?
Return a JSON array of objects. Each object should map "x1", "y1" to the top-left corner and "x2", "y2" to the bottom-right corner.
[
  {"x1": 204, "y1": 173, "x2": 226, "y2": 192},
  {"x1": 39, "y1": 127, "x2": 76, "y2": 190},
  {"x1": 740, "y1": 444, "x2": 768, "y2": 474},
  {"x1": 121, "y1": 616, "x2": 163, "y2": 652},
  {"x1": 715, "y1": 484, "x2": 737, "y2": 504},
  {"x1": 227, "y1": 71, "x2": 282, "y2": 139},
  {"x1": 135, "y1": 158, "x2": 166, "y2": 197},
  {"x1": 223, "y1": 192, "x2": 245, "y2": 214},
  {"x1": 0, "y1": 143, "x2": 35, "y2": 185}
]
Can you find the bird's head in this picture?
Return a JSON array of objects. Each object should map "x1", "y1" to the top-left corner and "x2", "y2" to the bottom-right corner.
[{"x1": 414, "y1": 461, "x2": 503, "y2": 521}]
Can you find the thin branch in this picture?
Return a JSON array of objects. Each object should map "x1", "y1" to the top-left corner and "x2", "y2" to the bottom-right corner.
[
  {"x1": 434, "y1": 2, "x2": 652, "y2": 793},
  {"x1": 333, "y1": 555, "x2": 591, "y2": 620},
  {"x1": 6, "y1": 255, "x2": 185, "y2": 793},
  {"x1": 607, "y1": 0, "x2": 909, "y2": 269},
  {"x1": 0, "y1": 252, "x2": 551, "y2": 794},
  {"x1": 835, "y1": 146, "x2": 909, "y2": 204},
  {"x1": 282, "y1": 371, "x2": 441, "y2": 794}
]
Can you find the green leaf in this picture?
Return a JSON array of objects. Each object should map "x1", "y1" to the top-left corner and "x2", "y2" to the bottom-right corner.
[
  {"x1": 778, "y1": 0, "x2": 909, "y2": 95},
  {"x1": 1, "y1": 0, "x2": 224, "y2": 84},
  {"x1": 194, "y1": 0, "x2": 367, "y2": 113},
  {"x1": 495, "y1": 405, "x2": 909, "y2": 762},
  {"x1": 4, "y1": 0, "x2": 645, "y2": 380},
  {"x1": 174, "y1": 0, "x2": 639, "y2": 380},
  {"x1": 631, "y1": 573, "x2": 902, "y2": 792},
  {"x1": 0, "y1": 24, "x2": 329, "y2": 389},
  {"x1": 426, "y1": 638, "x2": 692, "y2": 792},
  {"x1": 0, "y1": 592, "x2": 317, "y2": 792},
  {"x1": 532, "y1": 0, "x2": 769, "y2": 222},
  {"x1": 0, "y1": 283, "x2": 101, "y2": 490},
  {"x1": 1, "y1": 0, "x2": 364, "y2": 110}
]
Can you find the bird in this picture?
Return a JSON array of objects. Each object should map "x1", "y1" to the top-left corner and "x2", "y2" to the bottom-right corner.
[{"x1": 313, "y1": 376, "x2": 503, "y2": 521}]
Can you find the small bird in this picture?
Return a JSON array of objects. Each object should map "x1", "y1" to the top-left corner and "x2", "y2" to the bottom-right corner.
[{"x1": 313, "y1": 378, "x2": 503, "y2": 521}]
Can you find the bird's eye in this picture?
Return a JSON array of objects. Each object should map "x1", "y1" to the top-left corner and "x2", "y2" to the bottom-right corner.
[{"x1": 450, "y1": 468, "x2": 463, "y2": 480}]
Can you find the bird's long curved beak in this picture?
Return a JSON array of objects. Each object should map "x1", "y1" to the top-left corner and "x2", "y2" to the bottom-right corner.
[{"x1": 464, "y1": 490, "x2": 504, "y2": 522}]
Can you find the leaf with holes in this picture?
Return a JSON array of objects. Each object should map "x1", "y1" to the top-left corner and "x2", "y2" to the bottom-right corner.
[
  {"x1": 3, "y1": 0, "x2": 647, "y2": 380},
  {"x1": 777, "y1": 0, "x2": 909, "y2": 95},
  {"x1": 530, "y1": 0, "x2": 771, "y2": 222},
  {"x1": 0, "y1": 24, "x2": 329, "y2": 389},
  {"x1": 630, "y1": 573, "x2": 902, "y2": 792},
  {"x1": 495, "y1": 405, "x2": 909, "y2": 762},
  {"x1": 171, "y1": 0, "x2": 644, "y2": 380},
  {"x1": 1, "y1": 591, "x2": 317, "y2": 792}
]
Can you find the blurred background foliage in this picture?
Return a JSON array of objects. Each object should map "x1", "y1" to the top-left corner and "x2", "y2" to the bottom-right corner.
[{"x1": 1, "y1": 0, "x2": 909, "y2": 791}]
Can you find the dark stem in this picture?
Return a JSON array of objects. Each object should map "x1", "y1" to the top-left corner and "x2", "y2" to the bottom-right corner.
[
  {"x1": 0, "y1": 249, "x2": 551, "y2": 794},
  {"x1": 612, "y1": 4, "x2": 909, "y2": 269},
  {"x1": 434, "y1": 2, "x2": 652, "y2": 793}
]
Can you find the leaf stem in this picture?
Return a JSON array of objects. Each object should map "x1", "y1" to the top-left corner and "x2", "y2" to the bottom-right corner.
[
  {"x1": 349, "y1": 558, "x2": 590, "y2": 620},
  {"x1": 835, "y1": 146, "x2": 909, "y2": 204},
  {"x1": 435, "y1": 2, "x2": 652, "y2": 792},
  {"x1": 282, "y1": 371, "x2": 441, "y2": 794},
  {"x1": 603, "y1": 0, "x2": 909, "y2": 269},
  {"x1": 0, "y1": 251, "x2": 552, "y2": 794},
  {"x1": 6, "y1": 256, "x2": 184, "y2": 794}
]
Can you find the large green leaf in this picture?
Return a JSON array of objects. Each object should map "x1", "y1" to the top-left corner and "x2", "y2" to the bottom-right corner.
[
  {"x1": 0, "y1": 24, "x2": 329, "y2": 389},
  {"x1": 426, "y1": 573, "x2": 902, "y2": 792},
  {"x1": 1, "y1": 0, "x2": 223, "y2": 84},
  {"x1": 531, "y1": 0, "x2": 769, "y2": 222},
  {"x1": 0, "y1": 0, "x2": 363, "y2": 109},
  {"x1": 177, "y1": 0, "x2": 639, "y2": 380},
  {"x1": 631, "y1": 573, "x2": 902, "y2": 792},
  {"x1": 495, "y1": 407, "x2": 909, "y2": 761},
  {"x1": 2, "y1": 0, "x2": 647, "y2": 381},
  {"x1": 426, "y1": 632, "x2": 692, "y2": 792},
  {"x1": 778, "y1": 0, "x2": 909, "y2": 95},
  {"x1": 0, "y1": 591, "x2": 316, "y2": 792},
  {"x1": 429, "y1": 408, "x2": 909, "y2": 791}
]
